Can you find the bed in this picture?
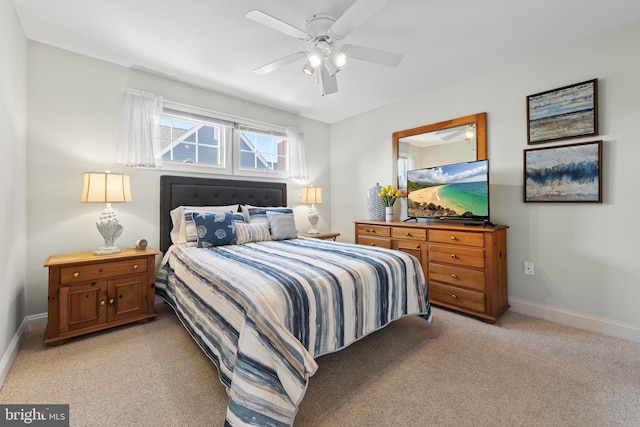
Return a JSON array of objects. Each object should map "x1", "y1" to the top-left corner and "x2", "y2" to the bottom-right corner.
[{"x1": 156, "y1": 175, "x2": 432, "y2": 426}]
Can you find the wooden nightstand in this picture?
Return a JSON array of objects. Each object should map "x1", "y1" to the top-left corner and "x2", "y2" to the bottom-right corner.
[
  {"x1": 300, "y1": 232, "x2": 340, "y2": 241},
  {"x1": 43, "y1": 248, "x2": 159, "y2": 345}
]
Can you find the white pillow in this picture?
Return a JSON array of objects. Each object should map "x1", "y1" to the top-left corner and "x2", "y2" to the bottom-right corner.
[
  {"x1": 267, "y1": 211, "x2": 297, "y2": 240},
  {"x1": 235, "y1": 222, "x2": 272, "y2": 244},
  {"x1": 170, "y1": 205, "x2": 239, "y2": 245}
]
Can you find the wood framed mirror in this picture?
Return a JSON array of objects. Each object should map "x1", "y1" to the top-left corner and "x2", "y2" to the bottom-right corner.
[{"x1": 392, "y1": 112, "x2": 487, "y2": 194}]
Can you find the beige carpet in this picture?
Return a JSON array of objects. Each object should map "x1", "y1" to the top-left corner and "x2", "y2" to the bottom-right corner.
[{"x1": 1, "y1": 303, "x2": 639, "y2": 426}]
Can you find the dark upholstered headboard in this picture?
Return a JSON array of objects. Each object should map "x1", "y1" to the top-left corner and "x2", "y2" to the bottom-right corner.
[{"x1": 159, "y1": 175, "x2": 287, "y2": 253}]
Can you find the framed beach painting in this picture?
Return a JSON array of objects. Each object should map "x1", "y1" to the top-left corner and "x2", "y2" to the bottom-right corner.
[
  {"x1": 527, "y1": 79, "x2": 598, "y2": 144},
  {"x1": 524, "y1": 140, "x2": 602, "y2": 203}
]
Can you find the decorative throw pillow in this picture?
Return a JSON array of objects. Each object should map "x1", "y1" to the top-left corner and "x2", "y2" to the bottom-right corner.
[
  {"x1": 245, "y1": 206, "x2": 294, "y2": 224},
  {"x1": 266, "y1": 211, "x2": 297, "y2": 240},
  {"x1": 170, "y1": 205, "x2": 239, "y2": 245},
  {"x1": 235, "y1": 222, "x2": 271, "y2": 245},
  {"x1": 192, "y1": 212, "x2": 237, "y2": 248}
]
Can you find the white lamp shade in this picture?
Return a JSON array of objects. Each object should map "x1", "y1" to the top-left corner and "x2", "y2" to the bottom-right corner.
[
  {"x1": 301, "y1": 186, "x2": 323, "y2": 204},
  {"x1": 81, "y1": 172, "x2": 132, "y2": 203}
]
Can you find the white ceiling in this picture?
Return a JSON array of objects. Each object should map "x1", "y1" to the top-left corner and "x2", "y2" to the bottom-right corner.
[{"x1": 12, "y1": 0, "x2": 640, "y2": 123}]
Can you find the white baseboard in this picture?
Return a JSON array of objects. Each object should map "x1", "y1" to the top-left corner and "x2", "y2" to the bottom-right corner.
[
  {"x1": 509, "y1": 298, "x2": 640, "y2": 344},
  {"x1": 0, "y1": 312, "x2": 47, "y2": 389}
]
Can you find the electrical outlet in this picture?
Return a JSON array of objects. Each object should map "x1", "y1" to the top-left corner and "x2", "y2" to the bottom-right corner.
[{"x1": 524, "y1": 261, "x2": 535, "y2": 275}]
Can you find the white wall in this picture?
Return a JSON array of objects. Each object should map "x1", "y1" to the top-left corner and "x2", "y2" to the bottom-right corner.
[
  {"x1": 0, "y1": 0, "x2": 28, "y2": 362},
  {"x1": 25, "y1": 42, "x2": 330, "y2": 315},
  {"x1": 330, "y1": 19, "x2": 640, "y2": 340}
]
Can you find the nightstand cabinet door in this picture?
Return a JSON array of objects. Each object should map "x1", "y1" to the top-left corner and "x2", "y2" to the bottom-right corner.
[
  {"x1": 109, "y1": 274, "x2": 147, "y2": 322},
  {"x1": 59, "y1": 281, "x2": 108, "y2": 334}
]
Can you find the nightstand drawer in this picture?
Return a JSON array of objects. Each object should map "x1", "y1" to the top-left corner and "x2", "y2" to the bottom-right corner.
[{"x1": 60, "y1": 258, "x2": 148, "y2": 284}]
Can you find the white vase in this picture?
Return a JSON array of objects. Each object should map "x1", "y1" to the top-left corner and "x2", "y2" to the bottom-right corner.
[
  {"x1": 367, "y1": 183, "x2": 385, "y2": 221},
  {"x1": 385, "y1": 206, "x2": 394, "y2": 222}
]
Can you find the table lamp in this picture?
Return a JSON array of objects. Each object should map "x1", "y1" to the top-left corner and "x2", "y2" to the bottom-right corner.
[
  {"x1": 81, "y1": 171, "x2": 132, "y2": 254},
  {"x1": 300, "y1": 186, "x2": 322, "y2": 235}
]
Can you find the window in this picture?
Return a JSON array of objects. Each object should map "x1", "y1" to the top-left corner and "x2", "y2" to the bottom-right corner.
[
  {"x1": 158, "y1": 103, "x2": 290, "y2": 178},
  {"x1": 237, "y1": 127, "x2": 288, "y2": 173}
]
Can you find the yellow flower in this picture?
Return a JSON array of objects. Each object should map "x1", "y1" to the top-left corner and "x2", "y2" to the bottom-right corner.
[{"x1": 378, "y1": 184, "x2": 398, "y2": 207}]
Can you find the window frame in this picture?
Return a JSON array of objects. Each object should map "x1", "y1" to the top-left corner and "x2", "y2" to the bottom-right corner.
[{"x1": 158, "y1": 101, "x2": 289, "y2": 178}]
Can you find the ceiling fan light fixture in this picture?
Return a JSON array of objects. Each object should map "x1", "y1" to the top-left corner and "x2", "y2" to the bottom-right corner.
[
  {"x1": 308, "y1": 47, "x2": 323, "y2": 67},
  {"x1": 302, "y1": 62, "x2": 314, "y2": 76},
  {"x1": 333, "y1": 50, "x2": 347, "y2": 68},
  {"x1": 324, "y1": 57, "x2": 340, "y2": 77}
]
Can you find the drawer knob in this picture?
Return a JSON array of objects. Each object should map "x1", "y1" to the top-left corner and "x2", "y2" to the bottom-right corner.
[
  {"x1": 405, "y1": 232, "x2": 410, "y2": 236},
  {"x1": 450, "y1": 254, "x2": 457, "y2": 259},
  {"x1": 451, "y1": 294, "x2": 457, "y2": 299},
  {"x1": 73, "y1": 272, "x2": 80, "y2": 278},
  {"x1": 368, "y1": 229, "x2": 375, "y2": 233},
  {"x1": 109, "y1": 298, "x2": 115, "y2": 305},
  {"x1": 100, "y1": 300, "x2": 106, "y2": 306},
  {"x1": 370, "y1": 243, "x2": 375, "y2": 246},
  {"x1": 451, "y1": 274, "x2": 457, "y2": 279},
  {"x1": 450, "y1": 236, "x2": 456, "y2": 240},
  {"x1": 133, "y1": 264, "x2": 138, "y2": 270}
]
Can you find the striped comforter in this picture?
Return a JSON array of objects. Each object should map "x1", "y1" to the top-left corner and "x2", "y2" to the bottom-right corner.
[{"x1": 156, "y1": 237, "x2": 431, "y2": 426}]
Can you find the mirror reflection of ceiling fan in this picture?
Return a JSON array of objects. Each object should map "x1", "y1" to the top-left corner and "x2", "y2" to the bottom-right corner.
[{"x1": 245, "y1": 0, "x2": 403, "y2": 95}]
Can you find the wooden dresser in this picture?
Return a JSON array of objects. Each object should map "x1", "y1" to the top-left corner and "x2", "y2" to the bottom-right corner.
[
  {"x1": 43, "y1": 248, "x2": 159, "y2": 345},
  {"x1": 355, "y1": 220, "x2": 508, "y2": 323}
]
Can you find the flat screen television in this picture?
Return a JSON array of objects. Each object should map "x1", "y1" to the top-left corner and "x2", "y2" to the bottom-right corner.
[{"x1": 406, "y1": 159, "x2": 490, "y2": 224}]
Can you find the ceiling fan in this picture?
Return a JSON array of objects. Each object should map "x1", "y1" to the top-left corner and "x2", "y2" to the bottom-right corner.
[{"x1": 245, "y1": 0, "x2": 403, "y2": 95}]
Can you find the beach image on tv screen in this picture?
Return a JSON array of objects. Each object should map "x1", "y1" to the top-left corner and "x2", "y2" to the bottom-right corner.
[{"x1": 407, "y1": 160, "x2": 489, "y2": 218}]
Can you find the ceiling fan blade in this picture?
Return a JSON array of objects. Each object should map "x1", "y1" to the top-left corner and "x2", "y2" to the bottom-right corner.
[
  {"x1": 245, "y1": 10, "x2": 310, "y2": 40},
  {"x1": 329, "y1": 0, "x2": 386, "y2": 39},
  {"x1": 441, "y1": 129, "x2": 465, "y2": 141},
  {"x1": 342, "y1": 44, "x2": 403, "y2": 67},
  {"x1": 254, "y1": 51, "x2": 308, "y2": 75},
  {"x1": 320, "y1": 66, "x2": 338, "y2": 95}
]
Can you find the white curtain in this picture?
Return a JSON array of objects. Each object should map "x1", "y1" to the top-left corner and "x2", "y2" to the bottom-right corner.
[
  {"x1": 116, "y1": 89, "x2": 164, "y2": 168},
  {"x1": 287, "y1": 127, "x2": 308, "y2": 180}
]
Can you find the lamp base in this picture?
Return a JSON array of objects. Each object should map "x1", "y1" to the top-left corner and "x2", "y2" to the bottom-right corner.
[
  {"x1": 94, "y1": 246, "x2": 121, "y2": 255},
  {"x1": 306, "y1": 228, "x2": 320, "y2": 235}
]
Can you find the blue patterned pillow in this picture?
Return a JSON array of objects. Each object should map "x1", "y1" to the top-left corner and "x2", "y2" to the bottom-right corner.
[
  {"x1": 191, "y1": 212, "x2": 237, "y2": 248},
  {"x1": 266, "y1": 211, "x2": 297, "y2": 240}
]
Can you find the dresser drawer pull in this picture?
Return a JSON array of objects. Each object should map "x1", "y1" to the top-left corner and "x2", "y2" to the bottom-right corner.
[
  {"x1": 451, "y1": 254, "x2": 457, "y2": 259},
  {"x1": 100, "y1": 300, "x2": 106, "y2": 306},
  {"x1": 368, "y1": 229, "x2": 375, "y2": 233},
  {"x1": 370, "y1": 243, "x2": 376, "y2": 246},
  {"x1": 109, "y1": 298, "x2": 115, "y2": 305},
  {"x1": 451, "y1": 274, "x2": 457, "y2": 279},
  {"x1": 450, "y1": 236, "x2": 456, "y2": 240},
  {"x1": 73, "y1": 272, "x2": 80, "y2": 278},
  {"x1": 133, "y1": 264, "x2": 138, "y2": 270},
  {"x1": 451, "y1": 294, "x2": 457, "y2": 299},
  {"x1": 405, "y1": 232, "x2": 411, "y2": 236}
]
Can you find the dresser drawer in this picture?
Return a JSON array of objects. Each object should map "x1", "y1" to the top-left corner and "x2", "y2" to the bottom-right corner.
[
  {"x1": 429, "y1": 244, "x2": 485, "y2": 268},
  {"x1": 60, "y1": 258, "x2": 148, "y2": 284},
  {"x1": 429, "y1": 229, "x2": 484, "y2": 247},
  {"x1": 357, "y1": 224, "x2": 391, "y2": 238},
  {"x1": 392, "y1": 226, "x2": 427, "y2": 241},
  {"x1": 430, "y1": 282, "x2": 485, "y2": 313},
  {"x1": 429, "y1": 263, "x2": 485, "y2": 291},
  {"x1": 358, "y1": 236, "x2": 392, "y2": 249}
]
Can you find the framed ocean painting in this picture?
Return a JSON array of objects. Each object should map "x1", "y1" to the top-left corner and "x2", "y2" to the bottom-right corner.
[
  {"x1": 527, "y1": 79, "x2": 598, "y2": 144},
  {"x1": 524, "y1": 140, "x2": 602, "y2": 203}
]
